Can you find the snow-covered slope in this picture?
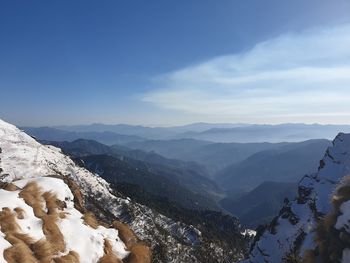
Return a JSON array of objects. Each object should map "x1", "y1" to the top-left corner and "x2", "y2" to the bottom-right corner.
[
  {"x1": 0, "y1": 119, "x2": 152, "y2": 262},
  {"x1": 243, "y1": 133, "x2": 350, "y2": 262},
  {"x1": 0, "y1": 177, "x2": 128, "y2": 263}
]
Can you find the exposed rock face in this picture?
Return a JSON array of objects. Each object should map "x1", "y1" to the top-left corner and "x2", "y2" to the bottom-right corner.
[{"x1": 242, "y1": 133, "x2": 350, "y2": 262}]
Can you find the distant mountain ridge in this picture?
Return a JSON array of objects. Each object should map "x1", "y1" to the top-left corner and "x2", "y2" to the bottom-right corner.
[
  {"x1": 23, "y1": 123, "x2": 350, "y2": 143},
  {"x1": 22, "y1": 126, "x2": 145, "y2": 145},
  {"x1": 217, "y1": 139, "x2": 331, "y2": 191}
]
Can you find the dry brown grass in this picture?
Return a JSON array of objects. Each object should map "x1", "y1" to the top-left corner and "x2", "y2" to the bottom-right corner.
[
  {"x1": 97, "y1": 239, "x2": 123, "y2": 263},
  {"x1": 42, "y1": 191, "x2": 66, "y2": 216},
  {"x1": 14, "y1": 207, "x2": 26, "y2": 219},
  {"x1": 112, "y1": 220, "x2": 152, "y2": 262},
  {"x1": 0, "y1": 182, "x2": 20, "y2": 191},
  {"x1": 53, "y1": 251, "x2": 80, "y2": 263},
  {"x1": 112, "y1": 221, "x2": 138, "y2": 249},
  {"x1": 4, "y1": 240, "x2": 38, "y2": 263},
  {"x1": 0, "y1": 207, "x2": 20, "y2": 233},
  {"x1": 19, "y1": 182, "x2": 45, "y2": 218},
  {"x1": 82, "y1": 211, "x2": 100, "y2": 229},
  {"x1": 31, "y1": 239, "x2": 53, "y2": 263},
  {"x1": 41, "y1": 214, "x2": 65, "y2": 254},
  {"x1": 7, "y1": 232, "x2": 35, "y2": 246},
  {"x1": 64, "y1": 178, "x2": 85, "y2": 212},
  {"x1": 125, "y1": 244, "x2": 152, "y2": 263},
  {"x1": 59, "y1": 212, "x2": 67, "y2": 219}
]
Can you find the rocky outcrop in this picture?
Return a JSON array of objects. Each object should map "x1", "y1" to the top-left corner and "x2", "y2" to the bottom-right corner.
[{"x1": 243, "y1": 133, "x2": 350, "y2": 262}]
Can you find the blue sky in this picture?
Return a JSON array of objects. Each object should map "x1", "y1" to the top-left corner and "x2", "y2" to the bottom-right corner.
[{"x1": 1, "y1": 0, "x2": 350, "y2": 126}]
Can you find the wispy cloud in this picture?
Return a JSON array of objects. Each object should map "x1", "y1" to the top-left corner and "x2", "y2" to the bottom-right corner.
[{"x1": 142, "y1": 23, "x2": 350, "y2": 123}]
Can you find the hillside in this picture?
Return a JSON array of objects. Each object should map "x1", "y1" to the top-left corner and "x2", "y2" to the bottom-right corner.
[
  {"x1": 44, "y1": 139, "x2": 221, "y2": 209},
  {"x1": 220, "y1": 182, "x2": 297, "y2": 227}
]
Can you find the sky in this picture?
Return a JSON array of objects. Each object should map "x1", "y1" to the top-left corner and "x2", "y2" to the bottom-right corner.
[{"x1": 1, "y1": 0, "x2": 350, "y2": 126}]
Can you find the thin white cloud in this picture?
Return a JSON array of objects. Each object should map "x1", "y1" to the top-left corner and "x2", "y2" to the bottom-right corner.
[{"x1": 142, "y1": 23, "x2": 350, "y2": 123}]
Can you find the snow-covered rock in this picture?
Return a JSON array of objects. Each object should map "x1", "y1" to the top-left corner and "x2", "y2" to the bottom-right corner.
[{"x1": 242, "y1": 133, "x2": 350, "y2": 262}]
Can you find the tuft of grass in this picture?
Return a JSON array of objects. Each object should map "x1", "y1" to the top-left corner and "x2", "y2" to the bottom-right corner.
[
  {"x1": 41, "y1": 214, "x2": 65, "y2": 254},
  {"x1": 0, "y1": 207, "x2": 20, "y2": 233},
  {"x1": 31, "y1": 239, "x2": 53, "y2": 262},
  {"x1": 64, "y1": 178, "x2": 85, "y2": 212},
  {"x1": 4, "y1": 240, "x2": 38, "y2": 263},
  {"x1": 59, "y1": 212, "x2": 67, "y2": 219},
  {"x1": 98, "y1": 239, "x2": 123, "y2": 263},
  {"x1": 0, "y1": 182, "x2": 20, "y2": 191},
  {"x1": 19, "y1": 182, "x2": 45, "y2": 218},
  {"x1": 42, "y1": 191, "x2": 66, "y2": 216},
  {"x1": 7, "y1": 232, "x2": 35, "y2": 246},
  {"x1": 112, "y1": 221, "x2": 138, "y2": 249},
  {"x1": 82, "y1": 211, "x2": 100, "y2": 229},
  {"x1": 125, "y1": 243, "x2": 152, "y2": 263},
  {"x1": 14, "y1": 207, "x2": 26, "y2": 219}
]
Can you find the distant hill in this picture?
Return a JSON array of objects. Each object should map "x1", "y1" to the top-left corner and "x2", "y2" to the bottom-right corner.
[
  {"x1": 216, "y1": 139, "x2": 331, "y2": 191},
  {"x1": 22, "y1": 126, "x2": 146, "y2": 145},
  {"x1": 54, "y1": 122, "x2": 249, "y2": 138},
  {"x1": 220, "y1": 181, "x2": 297, "y2": 227},
  {"x1": 125, "y1": 139, "x2": 290, "y2": 175},
  {"x1": 41, "y1": 123, "x2": 350, "y2": 143},
  {"x1": 173, "y1": 123, "x2": 350, "y2": 143}
]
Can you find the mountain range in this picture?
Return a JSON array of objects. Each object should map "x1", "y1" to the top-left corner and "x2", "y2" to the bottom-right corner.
[{"x1": 22, "y1": 123, "x2": 350, "y2": 144}]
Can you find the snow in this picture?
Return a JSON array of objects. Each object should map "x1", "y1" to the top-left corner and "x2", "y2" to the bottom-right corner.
[
  {"x1": 0, "y1": 177, "x2": 129, "y2": 262},
  {"x1": 342, "y1": 248, "x2": 350, "y2": 263},
  {"x1": 57, "y1": 202, "x2": 129, "y2": 262},
  {"x1": 0, "y1": 118, "x2": 131, "y2": 263},
  {"x1": 335, "y1": 200, "x2": 350, "y2": 231},
  {"x1": 241, "y1": 229, "x2": 256, "y2": 237}
]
